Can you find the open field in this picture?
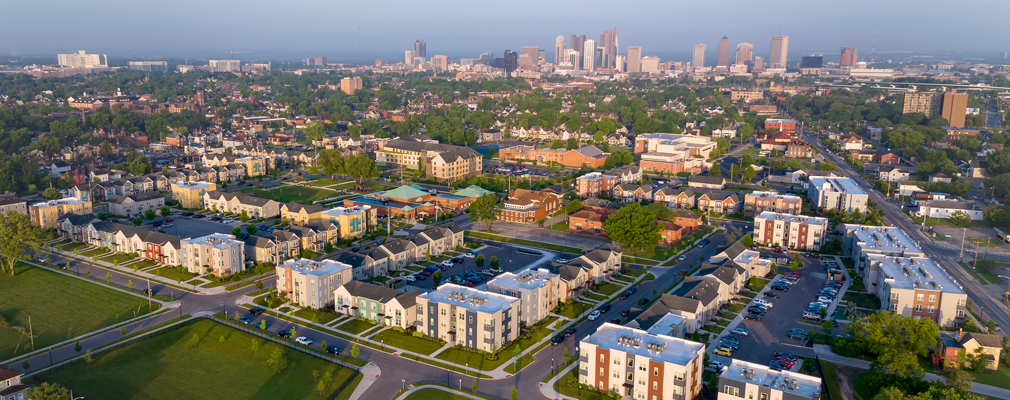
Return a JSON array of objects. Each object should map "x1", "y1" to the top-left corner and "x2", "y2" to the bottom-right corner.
[{"x1": 240, "y1": 185, "x2": 338, "y2": 204}]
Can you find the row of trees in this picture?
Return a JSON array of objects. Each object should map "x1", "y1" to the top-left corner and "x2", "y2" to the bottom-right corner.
[{"x1": 316, "y1": 150, "x2": 378, "y2": 185}]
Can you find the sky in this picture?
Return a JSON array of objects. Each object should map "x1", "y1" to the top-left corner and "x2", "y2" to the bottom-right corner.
[{"x1": 3, "y1": 0, "x2": 1008, "y2": 62}]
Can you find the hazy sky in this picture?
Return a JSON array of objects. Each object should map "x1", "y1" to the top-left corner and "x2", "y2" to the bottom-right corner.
[{"x1": 3, "y1": 0, "x2": 1007, "y2": 61}]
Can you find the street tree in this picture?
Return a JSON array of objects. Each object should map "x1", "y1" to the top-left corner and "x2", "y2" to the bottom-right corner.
[
  {"x1": 26, "y1": 383, "x2": 71, "y2": 400},
  {"x1": 161, "y1": 205, "x2": 172, "y2": 217},
  {"x1": 266, "y1": 347, "x2": 289, "y2": 374},
  {"x1": 708, "y1": 163, "x2": 721, "y2": 177},
  {"x1": 351, "y1": 344, "x2": 360, "y2": 358},
  {"x1": 604, "y1": 203, "x2": 662, "y2": 250},
  {"x1": 948, "y1": 210, "x2": 971, "y2": 227},
  {"x1": 475, "y1": 254, "x2": 485, "y2": 268},
  {"x1": 0, "y1": 211, "x2": 46, "y2": 275},
  {"x1": 247, "y1": 224, "x2": 258, "y2": 235},
  {"x1": 232, "y1": 226, "x2": 242, "y2": 237},
  {"x1": 251, "y1": 339, "x2": 260, "y2": 356},
  {"x1": 346, "y1": 154, "x2": 379, "y2": 185},
  {"x1": 42, "y1": 187, "x2": 59, "y2": 200},
  {"x1": 468, "y1": 194, "x2": 500, "y2": 232},
  {"x1": 432, "y1": 270, "x2": 443, "y2": 286}
]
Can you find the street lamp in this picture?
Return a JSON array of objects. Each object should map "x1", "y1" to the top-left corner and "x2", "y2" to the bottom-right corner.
[{"x1": 402, "y1": 379, "x2": 405, "y2": 392}]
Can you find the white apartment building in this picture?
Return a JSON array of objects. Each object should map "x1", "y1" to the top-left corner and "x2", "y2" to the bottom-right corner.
[
  {"x1": 415, "y1": 283, "x2": 520, "y2": 352},
  {"x1": 58, "y1": 50, "x2": 108, "y2": 68},
  {"x1": 579, "y1": 323, "x2": 706, "y2": 400},
  {"x1": 807, "y1": 177, "x2": 868, "y2": 213},
  {"x1": 753, "y1": 212, "x2": 828, "y2": 251},
  {"x1": 718, "y1": 359, "x2": 823, "y2": 400},
  {"x1": 180, "y1": 234, "x2": 245, "y2": 277},
  {"x1": 865, "y1": 254, "x2": 967, "y2": 327},
  {"x1": 486, "y1": 268, "x2": 563, "y2": 326},
  {"x1": 840, "y1": 224, "x2": 925, "y2": 274},
  {"x1": 276, "y1": 258, "x2": 353, "y2": 309}
]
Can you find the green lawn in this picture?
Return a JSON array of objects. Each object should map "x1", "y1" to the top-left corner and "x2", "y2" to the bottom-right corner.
[
  {"x1": 151, "y1": 266, "x2": 198, "y2": 283},
  {"x1": 593, "y1": 283, "x2": 624, "y2": 296},
  {"x1": 34, "y1": 319, "x2": 361, "y2": 400},
  {"x1": 335, "y1": 318, "x2": 377, "y2": 335},
  {"x1": 370, "y1": 329, "x2": 443, "y2": 355},
  {"x1": 853, "y1": 371, "x2": 873, "y2": 400},
  {"x1": 81, "y1": 248, "x2": 109, "y2": 257},
  {"x1": 464, "y1": 231, "x2": 582, "y2": 254},
  {"x1": 307, "y1": 177, "x2": 349, "y2": 187},
  {"x1": 961, "y1": 262, "x2": 1001, "y2": 285},
  {"x1": 99, "y1": 252, "x2": 134, "y2": 265},
  {"x1": 819, "y1": 360, "x2": 844, "y2": 400},
  {"x1": 584, "y1": 293, "x2": 607, "y2": 302},
  {"x1": 912, "y1": 216, "x2": 990, "y2": 228},
  {"x1": 622, "y1": 256, "x2": 659, "y2": 266},
  {"x1": 746, "y1": 277, "x2": 771, "y2": 292},
  {"x1": 402, "y1": 387, "x2": 474, "y2": 400},
  {"x1": 967, "y1": 237, "x2": 1001, "y2": 247},
  {"x1": 548, "y1": 221, "x2": 569, "y2": 232},
  {"x1": 129, "y1": 260, "x2": 159, "y2": 270},
  {"x1": 553, "y1": 366, "x2": 622, "y2": 400},
  {"x1": 0, "y1": 264, "x2": 159, "y2": 359},
  {"x1": 59, "y1": 242, "x2": 88, "y2": 252},
  {"x1": 842, "y1": 292, "x2": 881, "y2": 309},
  {"x1": 240, "y1": 185, "x2": 338, "y2": 204},
  {"x1": 290, "y1": 309, "x2": 339, "y2": 325},
  {"x1": 557, "y1": 302, "x2": 593, "y2": 319},
  {"x1": 968, "y1": 363, "x2": 1010, "y2": 389}
]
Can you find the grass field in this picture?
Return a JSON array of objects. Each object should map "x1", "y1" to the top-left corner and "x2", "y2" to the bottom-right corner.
[
  {"x1": 402, "y1": 387, "x2": 474, "y2": 400},
  {"x1": 370, "y1": 329, "x2": 443, "y2": 355},
  {"x1": 35, "y1": 319, "x2": 362, "y2": 400},
  {"x1": 240, "y1": 185, "x2": 338, "y2": 204},
  {"x1": 291, "y1": 309, "x2": 339, "y2": 325},
  {"x1": 0, "y1": 264, "x2": 158, "y2": 359},
  {"x1": 594, "y1": 282, "x2": 624, "y2": 296},
  {"x1": 842, "y1": 292, "x2": 881, "y2": 309},
  {"x1": 549, "y1": 221, "x2": 569, "y2": 232},
  {"x1": 81, "y1": 248, "x2": 109, "y2": 257},
  {"x1": 912, "y1": 216, "x2": 990, "y2": 228},
  {"x1": 129, "y1": 260, "x2": 158, "y2": 270},
  {"x1": 335, "y1": 318, "x2": 377, "y2": 335},
  {"x1": 307, "y1": 177, "x2": 349, "y2": 187},
  {"x1": 464, "y1": 231, "x2": 582, "y2": 254},
  {"x1": 99, "y1": 252, "x2": 134, "y2": 265},
  {"x1": 152, "y1": 266, "x2": 198, "y2": 283},
  {"x1": 59, "y1": 242, "x2": 88, "y2": 252}
]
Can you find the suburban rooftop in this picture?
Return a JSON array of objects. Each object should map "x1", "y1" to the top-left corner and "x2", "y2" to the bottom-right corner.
[
  {"x1": 870, "y1": 254, "x2": 964, "y2": 294},
  {"x1": 322, "y1": 205, "x2": 373, "y2": 217},
  {"x1": 173, "y1": 181, "x2": 214, "y2": 189},
  {"x1": 487, "y1": 268, "x2": 557, "y2": 291},
  {"x1": 645, "y1": 313, "x2": 687, "y2": 337},
  {"x1": 723, "y1": 359, "x2": 822, "y2": 398},
  {"x1": 183, "y1": 233, "x2": 242, "y2": 249},
  {"x1": 747, "y1": 191, "x2": 801, "y2": 201},
  {"x1": 755, "y1": 211, "x2": 828, "y2": 225},
  {"x1": 846, "y1": 225, "x2": 920, "y2": 253},
  {"x1": 809, "y1": 176, "x2": 866, "y2": 195},
  {"x1": 420, "y1": 283, "x2": 519, "y2": 314},
  {"x1": 279, "y1": 258, "x2": 352, "y2": 277},
  {"x1": 582, "y1": 323, "x2": 705, "y2": 366}
]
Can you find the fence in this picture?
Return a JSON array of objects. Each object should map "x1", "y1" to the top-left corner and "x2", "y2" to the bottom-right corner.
[{"x1": 207, "y1": 315, "x2": 363, "y2": 372}]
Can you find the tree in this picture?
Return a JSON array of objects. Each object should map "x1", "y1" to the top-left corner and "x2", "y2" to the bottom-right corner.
[
  {"x1": 83, "y1": 349, "x2": 93, "y2": 366},
  {"x1": 239, "y1": 210, "x2": 250, "y2": 222},
  {"x1": 351, "y1": 343, "x2": 360, "y2": 358},
  {"x1": 605, "y1": 203, "x2": 662, "y2": 249},
  {"x1": 472, "y1": 378, "x2": 478, "y2": 394},
  {"x1": 232, "y1": 226, "x2": 242, "y2": 237},
  {"x1": 259, "y1": 320, "x2": 267, "y2": 330},
  {"x1": 266, "y1": 347, "x2": 289, "y2": 374},
  {"x1": 323, "y1": 370, "x2": 333, "y2": 387},
  {"x1": 74, "y1": 341, "x2": 81, "y2": 352},
  {"x1": 562, "y1": 347, "x2": 571, "y2": 364},
  {"x1": 948, "y1": 210, "x2": 971, "y2": 227},
  {"x1": 304, "y1": 121, "x2": 327, "y2": 144},
  {"x1": 819, "y1": 161, "x2": 838, "y2": 172},
  {"x1": 316, "y1": 379, "x2": 326, "y2": 395},
  {"x1": 320, "y1": 340, "x2": 328, "y2": 352},
  {"x1": 189, "y1": 333, "x2": 200, "y2": 348},
  {"x1": 42, "y1": 187, "x2": 60, "y2": 200},
  {"x1": 512, "y1": 386, "x2": 518, "y2": 400},
  {"x1": 21, "y1": 360, "x2": 29, "y2": 371},
  {"x1": 131, "y1": 217, "x2": 142, "y2": 226},
  {"x1": 475, "y1": 254, "x2": 485, "y2": 268},
  {"x1": 564, "y1": 200, "x2": 583, "y2": 214},
  {"x1": 468, "y1": 194, "x2": 500, "y2": 232},
  {"x1": 105, "y1": 272, "x2": 112, "y2": 284},
  {"x1": 160, "y1": 205, "x2": 172, "y2": 217},
  {"x1": 312, "y1": 369, "x2": 321, "y2": 382},
  {"x1": 743, "y1": 165, "x2": 757, "y2": 181},
  {"x1": 26, "y1": 382, "x2": 71, "y2": 400},
  {"x1": 219, "y1": 335, "x2": 226, "y2": 346},
  {"x1": 127, "y1": 280, "x2": 133, "y2": 291},
  {"x1": 256, "y1": 280, "x2": 265, "y2": 291},
  {"x1": 709, "y1": 163, "x2": 721, "y2": 177},
  {"x1": 821, "y1": 319, "x2": 834, "y2": 335},
  {"x1": 490, "y1": 256, "x2": 499, "y2": 269},
  {"x1": 945, "y1": 368, "x2": 974, "y2": 392},
  {"x1": 251, "y1": 339, "x2": 260, "y2": 356},
  {"x1": 346, "y1": 154, "x2": 378, "y2": 184},
  {"x1": 247, "y1": 224, "x2": 258, "y2": 235},
  {"x1": 432, "y1": 270, "x2": 443, "y2": 285},
  {"x1": 847, "y1": 311, "x2": 939, "y2": 378},
  {"x1": 0, "y1": 211, "x2": 46, "y2": 275}
]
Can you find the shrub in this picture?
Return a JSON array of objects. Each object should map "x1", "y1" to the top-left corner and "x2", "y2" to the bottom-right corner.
[{"x1": 412, "y1": 331, "x2": 426, "y2": 338}]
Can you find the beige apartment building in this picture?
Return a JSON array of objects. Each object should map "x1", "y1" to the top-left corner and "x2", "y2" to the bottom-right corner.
[
  {"x1": 204, "y1": 191, "x2": 281, "y2": 219},
  {"x1": 0, "y1": 195, "x2": 27, "y2": 216},
  {"x1": 486, "y1": 269, "x2": 564, "y2": 326},
  {"x1": 743, "y1": 191, "x2": 802, "y2": 218},
  {"x1": 171, "y1": 181, "x2": 216, "y2": 209},
  {"x1": 753, "y1": 212, "x2": 828, "y2": 251},
  {"x1": 866, "y1": 254, "x2": 967, "y2": 327},
  {"x1": 340, "y1": 77, "x2": 363, "y2": 95},
  {"x1": 579, "y1": 323, "x2": 706, "y2": 400},
  {"x1": 840, "y1": 224, "x2": 925, "y2": 274},
  {"x1": 415, "y1": 283, "x2": 520, "y2": 352},
  {"x1": 276, "y1": 258, "x2": 353, "y2": 309},
  {"x1": 180, "y1": 233, "x2": 245, "y2": 276},
  {"x1": 29, "y1": 198, "x2": 93, "y2": 229},
  {"x1": 424, "y1": 148, "x2": 483, "y2": 183}
]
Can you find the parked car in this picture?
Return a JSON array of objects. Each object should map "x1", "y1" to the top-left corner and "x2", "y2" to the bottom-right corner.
[
  {"x1": 599, "y1": 304, "x2": 612, "y2": 313},
  {"x1": 677, "y1": 255, "x2": 687, "y2": 261},
  {"x1": 239, "y1": 315, "x2": 254, "y2": 324},
  {"x1": 609, "y1": 318, "x2": 621, "y2": 324},
  {"x1": 222, "y1": 218, "x2": 235, "y2": 224},
  {"x1": 730, "y1": 328, "x2": 750, "y2": 336},
  {"x1": 588, "y1": 310, "x2": 601, "y2": 321},
  {"x1": 295, "y1": 336, "x2": 314, "y2": 345},
  {"x1": 193, "y1": 214, "x2": 206, "y2": 219},
  {"x1": 249, "y1": 307, "x2": 265, "y2": 315},
  {"x1": 463, "y1": 252, "x2": 477, "y2": 258},
  {"x1": 706, "y1": 361, "x2": 726, "y2": 373},
  {"x1": 788, "y1": 333, "x2": 808, "y2": 340},
  {"x1": 452, "y1": 257, "x2": 464, "y2": 264},
  {"x1": 55, "y1": 262, "x2": 68, "y2": 269},
  {"x1": 722, "y1": 335, "x2": 740, "y2": 344},
  {"x1": 743, "y1": 313, "x2": 762, "y2": 321},
  {"x1": 564, "y1": 328, "x2": 576, "y2": 336},
  {"x1": 161, "y1": 223, "x2": 173, "y2": 228},
  {"x1": 441, "y1": 260, "x2": 454, "y2": 267},
  {"x1": 277, "y1": 329, "x2": 291, "y2": 338},
  {"x1": 326, "y1": 345, "x2": 342, "y2": 355},
  {"x1": 774, "y1": 352, "x2": 799, "y2": 361},
  {"x1": 719, "y1": 340, "x2": 740, "y2": 349},
  {"x1": 551, "y1": 334, "x2": 565, "y2": 345},
  {"x1": 405, "y1": 275, "x2": 416, "y2": 282},
  {"x1": 764, "y1": 291, "x2": 780, "y2": 298},
  {"x1": 714, "y1": 347, "x2": 733, "y2": 356}
]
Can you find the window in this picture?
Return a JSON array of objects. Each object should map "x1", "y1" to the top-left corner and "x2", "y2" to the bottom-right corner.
[
  {"x1": 957, "y1": 310, "x2": 966, "y2": 317},
  {"x1": 652, "y1": 381, "x2": 657, "y2": 390},
  {"x1": 760, "y1": 394, "x2": 768, "y2": 400},
  {"x1": 889, "y1": 304, "x2": 898, "y2": 311},
  {"x1": 891, "y1": 293, "x2": 899, "y2": 300},
  {"x1": 600, "y1": 367, "x2": 604, "y2": 376},
  {"x1": 600, "y1": 354, "x2": 605, "y2": 362},
  {"x1": 613, "y1": 371, "x2": 619, "y2": 378},
  {"x1": 673, "y1": 386, "x2": 683, "y2": 395},
  {"x1": 957, "y1": 298, "x2": 966, "y2": 306},
  {"x1": 613, "y1": 358, "x2": 620, "y2": 365},
  {"x1": 441, "y1": 309, "x2": 446, "y2": 316},
  {"x1": 628, "y1": 359, "x2": 634, "y2": 367},
  {"x1": 915, "y1": 305, "x2": 923, "y2": 312},
  {"x1": 928, "y1": 306, "x2": 935, "y2": 313},
  {"x1": 929, "y1": 295, "x2": 936, "y2": 302},
  {"x1": 653, "y1": 367, "x2": 659, "y2": 376},
  {"x1": 723, "y1": 386, "x2": 740, "y2": 396},
  {"x1": 916, "y1": 294, "x2": 924, "y2": 301},
  {"x1": 674, "y1": 372, "x2": 684, "y2": 380},
  {"x1": 627, "y1": 372, "x2": 633, "y2": 380}
]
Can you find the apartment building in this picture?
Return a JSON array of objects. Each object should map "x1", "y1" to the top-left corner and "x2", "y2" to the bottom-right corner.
[
  {"x1": 613, "y1": 184, "x2": 653, "y2": 203},
  {"x1": 171, "y1": 181, "x2": 216, "y2": 209},
  {"x1": 334, "y1": 280, "x2": 421, "y2": 328},
  {"x1": 717, "y1": 359, "x2": 823, "y2": 400},
  {"x1": 415, "y1": 283, "x2": 521, "y2": 352},
  {"x1": 73, "y1": 219, "x2": 182, "y2": 266},
  {"x1": 276, "y1": 258, "x2": 352, "y2": 309},
  {"x1": 634, "y1": 134, "x2": 714, "y2": 174},
  {"x1": 569, "y1": 209, "x2": 606, "y2": 233},
  {"x1": 498, "y1": 145, "x2": 610, "y2": 168},
  {"x1": 425, "y1": 148, "x2": 483, "y2": 183},
  {"x1": 0, "y1": 195, "x2": 27, "y2": 216},
  {"x1": 807, "y1": 177, "x2": 868, "y2": 213},
  {"x1": 753, "y1": 212, "x2": 828, "y2": 251},
  {"x1": 497, "y1": 189, "x2": 563, "y2": 224},
  {"x1": 244, "y1": 233, "x2": 300, "y2": 265},
  {"x1": 840, "y1": 224, "x2": 925, "y2": 274},
  {"x1": 577, "y1": 172, "x2": 620, "y2": 198},
  {"x1": 203, "y1": 191, "x2": 281, "y2": 219},
  {"x1": 108, "y1": 192, "x2": 166, "y2": 217},
  {"x1": 0, "y1": 363, "x2": 30, "y2": 400},
  {"x1": 281, "y1": 202, "x2": 326, "y2": 225},
  {"x1": 698, "y1": 192, "x2": 739, "y2": 214},
  {"x1": 579, "y1": 323, "x2": 705, "y2": 400},
  {"x1": 321, "y1": 205, "x2": 377, "y2": 240},
  {"x1": 29, "y1": 198, "x2": 93, "y2": 229},
  {"x1": 654, "y1": 187, "x2": 696, "y2": 209},
  {"x1": 180, "y1": 234, "x2": 245, "y2": 276},
  {"x1": 487, "y1": 268, "x2": 564, "y2": 325},
  {"x1": 865, "y1": 254, "x2": 967, "y2": 327},
  {"x1": 376, "y1": 137, "x2": 479, "y2": 172},
  {"x1": 557, "y1": 244, "x2": 624, "y2": 298},
  {"x1": 743, "y1": 191, "x2": 802, "y2": 218}
]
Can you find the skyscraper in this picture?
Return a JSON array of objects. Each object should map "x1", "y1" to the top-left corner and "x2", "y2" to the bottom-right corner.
[
  {"x1": 839, "y1": 47, "x2": 858, "y2": 67},
  {"x1": 570, "y1": 34, "x2": 586, "y2": 69},
  {"x1": 431, "y1": 55, "x2": 449, "y2": 71},
  {"x1": 692, "y1": 44, "x2": 707, "y2": 69},
  {"x1": 736, "y1": 43, "x2": 753, "y2": 65},
  {"x1": 800, "y1": 56, "x2": 823, "y2": 69},
  {"x1": 583, "y1": 40, "x2": 597, "y2": 71},
  {"x1": 753, "y1": 56, "x2": 765, "y2": 70},
  {"x1": 414, "y1": 40, "x2": 427, "y2": 58},
  {"x1": 478, "y1": 52, "x2": 493, "y2": 65},
  {"x1": 554, "y1": 36, "x2": 566, "y2": 64},
  {"x1": 504, "y1": 50, "x2": 517, "y2": 74},
  {"x1": 522, "y1": 46, "x2": 539, "y2": 60},
  {"x1": 404, "y1": 50, "x2": 415, "y2": 65},
  {"x1": 626, "y1": 46, "x2": 641, "y2": 73},
  {"x1": 57, "y1": 50, "x2": 108, "y2": 68},
  {"x1": 615, "y1": 55, "x2": 626, "y2": 73},
  {"x1": 600, "y1": 27, "x2": 618, "y2": 68},
  {"x1": 717, "y1": 36, "x2": 731, "y2": 67},
  {"x1": 770, "y1": 36, "x2": 789, "y2": 68}
]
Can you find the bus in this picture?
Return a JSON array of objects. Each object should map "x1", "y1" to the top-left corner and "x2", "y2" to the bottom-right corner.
[{"x1": 996, "y1": 227, "x2": 1010, "y2": 244}]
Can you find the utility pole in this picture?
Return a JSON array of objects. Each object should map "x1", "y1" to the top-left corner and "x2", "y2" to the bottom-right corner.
[{"x1": 28, "y1": 316, "x2": 34, "y2": 349}]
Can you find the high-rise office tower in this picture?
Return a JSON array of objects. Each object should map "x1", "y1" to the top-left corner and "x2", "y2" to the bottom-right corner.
[
  {"x1": 615, "y1": 55, "x2": 626, "y2": 72},
  {"x1": 58, "y1": 50, "x2": 108, "y2": 68},
  {"x1": 692, "y1": 44, "x2": 707, "y2": 69},
  {"x1": 404, "y1": 50, "x2": 415, "y2": 65},
  {"x1": 717, "y1": 36, "x2": 731, "y2": 67},
  {"x1": 504, "y1": 50, "x2": 517, "y2": 74},
  {"x1": 538, "y1": 50, "x2": 545, "y2": 63},
  {"x1": 554, "y1": 36, "x2": 566, "y2": 64},
  {"x1": 800, "y1": 56, "x2": 823, "y2": 69},
  {"x1": 583, "y1": 40, "x2": 597, "y2": 71},
  {"x1": 522, "y1": 46, "x2": 539, "y2": 61},
  {"x1": 431, "y1": 55, "x2": 449, "y2": 71},
  {"x1": 839, "y1": 47, "x2": 858, "y2": 66},
  {"x1": 754, "y1": 56, "x2": 765, "y2": 70},
  {"x1": 563, "y1": 49, "x2": 581, "y2": 70},
  {"x1": 414, "y1": 40, "x2": 427, "y2": 58},
  {"x1": 600, "y1": 27, "x2": 618, "y2": 68},
  {"x1": 770, "y1": 36, "x2": 789, "y2": 68},
  {"x1": 570, "y1": 34, "x2": 586, "y2": 68},
  {"x1": 736, "y1": 43, "x2": 753, "y2": 65},
  {"x1": 941, "y1": 90, "x2": 969, "y2": 128},
  {"x1": 626, "y1": 46, "x2": 641, "y2": 73},
  {"x1": 595, "y1": 47, "x2": 604, "y2": 69},
  {"x1": 478, "y1": 52, "x2": 493, "y2": 65}
]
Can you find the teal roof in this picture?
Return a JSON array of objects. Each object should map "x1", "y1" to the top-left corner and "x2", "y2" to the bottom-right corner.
[
  {"x1": 409, "y1": 184, "x2": 427, "y2": 191},
  {"x1": 383, "y1": 185, "x2": 429, "y2": 200},
  {"x1": 453, "y1": 185, "x2": 494, "y2": 198}
]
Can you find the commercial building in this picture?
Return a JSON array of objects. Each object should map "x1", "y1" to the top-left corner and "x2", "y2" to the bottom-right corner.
[
  {"x1": 800, "y1": 56, "x2": 823, "y2": 69},
  {"x1": 865, "y1": 254, "x2": 967, "y2": 327},
  {"x1": 641, "y1": 57, "x2": 660, "y2": 73},
  {"x1": 583, "y1": 41, "x2": 597, "y2": 71},
  {"x1": 600, "y1": 27, "x2": 618, "y2": 68},
  {"x1": 415, "y1": 283, "x2": 521, "y2": 352},
  {"x1": 58, "y1": 50, "x2": 108, "y2": 68},
  {"x1": 717, "y1": 359, "x2": 823, "y2": 400},
  {"x1": 504, "y1": 50, "x2": 517, "y2": 74},
  {"x1": 916, "y1": 200, "x2": 984, "y2": 220},
  {"x1": 425, "y1": 147, "x2": 483, "y2": 183},
  {"x1": 29, "y1": 198, "x2": 92, "y2": 229},
  {"x1": 334, "y1": 280, "x2": 421, "y2": 328},
  {"x1": 743, "y1": 191, "x2": 802, "y2": 218},
  {"x1": 763, "y1": 118, "x2": 796, "y2": 133},
  {"x1": 902, "y1": 90, "x2": 969, "y2": 128},
  {"x1": 430, "y1": 55, "x2": 449, "y2": 71},
  {"x1": 634, "y1": 134, "x2": 714, "y2": 174},
  {"x1": 692, "y1": 44, "x2": 707, "y2": 69},
  {"x1": 276, "y1": 258, "x2": 352, "y2": 309},
  {"x1": 730, "y1": 91, "x2": 762, "y2": 102},
  {"x1": 753, "y1": 212, "x2": 828, "y2": 250},
  {"x1": 487, "y1": 268, "x2": 563, "y2": 325},
  {"x1": 498, "y1": 145, "x2": 609, "y2": 168},
  {"x1": 414, "y1": 40, "x2": 426, "y2": 58},
  {"x1": 128, "y1": 61, "x2": 168, "y2": 71},
  {"x1": 180, "y1": 234, "x2": 245, "y2": 276},
  {"x1": 840, "y1": 47, "x2": 858, "y2": 66},
  {"x1": 340, "y1": 76, "x2": 363, "y2": 95},
  {"x1": 717, "y1": 36, "x2": 731, "y2": 67},
  {"x1": 627, "y1": 46, "x2": 642, "y2": 73},
  {"x1": 497, "y1": 189, "x2": 563, "y2": 224},
  {"x1": 579, "y1": 323, "x2": 705, "y2": 400},
  {"x1": 735, "y1": 43, "x2": 753, "y2": 65},
  {"x1": 769, "y1": 36, "x2": 789, "y2": 69},
  {"x1": 171, "y1": 181, "x2": 216, "y2": 209},
  {"x1": 807, "y1": 177, "x2": 868, "y2": 213},
  {"x1": 208, "y1": 60, "x2": 240, "y2": 72}
]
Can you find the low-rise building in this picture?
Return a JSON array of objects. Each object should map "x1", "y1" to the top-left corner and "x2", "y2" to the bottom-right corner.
[
  {"x1": 938, "y1": 331, "x2": 1004, "y2": 371},
  {"x1": 569, "y1": 209, "x2": 606, "y2": 233},
  {"x1": 807, "y1": 177, "x2": 868, "y2": 213},
  {"x1": 916, "y1": 200, "x2": 984, "y2": 220},
  {"x1": 276, "y1": 258, "x2": 352, "y2": 309},
  {"x1": 865, "y1": 254, "x2": 967, "y2": 327},
  {"x1": 717, "y1": 359, "x2": 823, "y2": 400},
  {"x1": 321, "y1": 205, "x2": 378, "y2": 240},
  {"x1": 499, "y1": 145, "x2": 610, "y2": 168},
  {"x1": 577, "y1": 172, "x2": 620, "y2": 198},
  {"x1": 180, "y1": 233, "x2": 245, "y2": 276},
  {"x1": 425, "y1": 148, "x2": 483, "y2": 183},
  {"x1": 487, "y1": 268, "x2": 563, "y2": 325},
  {"x1": 840, "y1": 224, "x2": 924, "y2": 274},
  {"x1": 0, "y1": 363, "x2": 30, "y2": 400},
  {"x1": 688, "y1": 175, "x2": 725, "y2": 189},
  {"x1": 613, "y1": 184, "x2": 653, "y2": 203},
  {"x1": 245, "y1": 233, "x2": 300, "y2": 265},
  {"x1": 698, "y1": 192, "x2": 739, "y2": 214},
  {"x1": 171, "y1": 181, "x2": 216, "y2": 209},
  {"x1": 743, "y1": 191, "x2": 802, "y2": 218},
  {"x1": 497, "y1": 189, "x2": 563, "y2": 224},
  {"x1": 334, "y1": 280, "x2": 421, "y2": 328},
  {"x1": 877, "y1": 165, "x2": 913, "y2": 183},
  {"x1": 579, "y1": 323, "x2": 705, "y2": 400},
  {"x1": 753, "y1": 212, "x2": 828, "y2": 250},
  {"x1": 29, "y1": 197, "x2": 93, "y2": 229},
  {"x1": 108, "y1": 192, "x2": 166, "y2": 217},
  {"x1": 204, "y1": 191, "x2": 281, "y2": 219},
  {"x1": 281, "y1": 202, "x2": 326, "y2": 225},
  {"x1": 415, "y1": 283, "x2": 521, "y2": 352},
  {"x1": 0, "y1": 195, "x2": 27, "y2": 216}
]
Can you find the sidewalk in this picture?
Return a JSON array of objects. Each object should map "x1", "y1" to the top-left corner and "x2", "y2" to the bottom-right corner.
[
  {"x1": 348, "y1": 363, "x2": 382, "y2": 400},
  {"x1": 398, "y1": 384, "x2": 486, "y2": 400},
  {"x1": 539, "y1": 361, "x2": 579, "y2": 400}
]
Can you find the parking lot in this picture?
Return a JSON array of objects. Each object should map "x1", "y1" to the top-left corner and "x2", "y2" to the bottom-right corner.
[
  {"x1": 151, "y1": 214, "x2": 244, "y2": 238},
  {"x1": 398, "y1": 242, "x2": 554, "y2": 291},
  {"x1": 714, "y1": 255, "x2": 837, "y2": 367}
]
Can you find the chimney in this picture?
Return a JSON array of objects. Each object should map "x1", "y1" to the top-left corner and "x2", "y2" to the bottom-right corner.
[{"x1": 956, "y1": 328, "x2": 962, "y2": 341}]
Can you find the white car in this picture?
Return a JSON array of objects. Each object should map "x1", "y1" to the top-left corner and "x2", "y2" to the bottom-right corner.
[
  {"x1": 588, "y1": 310, "x2": 601, "y2": 321},
  {"x1": 817, "y1": 296, "x2": 834, "y2": 304},
  {"x1": 441, "y1": 260, "x2": 454, "y2": 267},
  {"x1": 463, "y1": 252, "x2": 477, "y2": 259},
  {"x1": 706, "y1": 361, "x2": 726, "y2": 373},
  {"x1": 405, "y1": 275, "x2": 416, "y2": 282},
  {"x1": 295, "y1": 336, "x2": 314, "y2": 345},
  {"x1": 222, "y1": 218, "x2": 235, "y2": 224},
  {"x1": 677, "y1": 255, "x2": 687, "y2": 261},
  {"x1": 730, "y1": 328, "x2": 750, "y2": 336}
]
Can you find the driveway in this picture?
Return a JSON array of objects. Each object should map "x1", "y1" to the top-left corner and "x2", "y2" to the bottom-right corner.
[{"x1": 402, "y1": 244, "x2": 552, "y2": 291}]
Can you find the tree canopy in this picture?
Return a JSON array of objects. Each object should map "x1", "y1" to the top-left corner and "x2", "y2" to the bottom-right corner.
[{"x1": 605, "y1": 203, "x2": 662, "y2": 249}]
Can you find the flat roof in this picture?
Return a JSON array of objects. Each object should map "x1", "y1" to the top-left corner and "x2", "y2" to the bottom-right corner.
[
  {"x1": 808, "y1": 177, "x2": 866, "y2": 195},
  {"x1": 322, "y1": 205, "x2": 372, "y2": 218},
  {"x1": 755, "y1": 211, "x2": 828, "y2": 226},
  {"x1": 734, "y1": 249, "x2": 773, "y2": 269},
  {"x1": 645, "y1": 313, "x2": 686, "y2": 337},
  {"x1": 279, "y1": 258, "x2": 351, "y2": 277},
  {"x1": 487, "y1": 268, "x2": 556, "y2": 291},
  {"x1": 846, "y1": 225, "x2": 920, "y2": 254},
  {"x1": 420, "y1": 283, "x2": 519, "y2": 314},
  {"x1": 183, "y1": 233, "x2": 242, "y2": 249},
  {"x1": 34, "y1": 197, "x2": 88, "y2": 207},
  {"x1": 870, "y1": 255, "x2": 964, "y2": 294},
  {"x1": 581, "y1": 323, "x2": 704, "y2": 366},
  {"x1": 747, "y1": 191, "x2": 801, "y2": 202},
  {"x1": 173, "y1": 181, "x2": 214, "y2": 189},
  {"x1": 723, "y1": 359, "x2": 822, "y2": 399}
]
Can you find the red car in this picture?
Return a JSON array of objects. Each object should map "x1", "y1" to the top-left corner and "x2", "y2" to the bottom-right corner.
[
  {"x1": 461, "y1": 280, "x2": 474, "y2": 287},
  {"x1": 812, "y1": 254, "x2": 820, "y2": 258},
  {"x1": 774, "y1": 247, "x2": 782, "y2": 253},
  {"x1": 164, "y1": 218, "x2": 174, "y2": 223}
]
